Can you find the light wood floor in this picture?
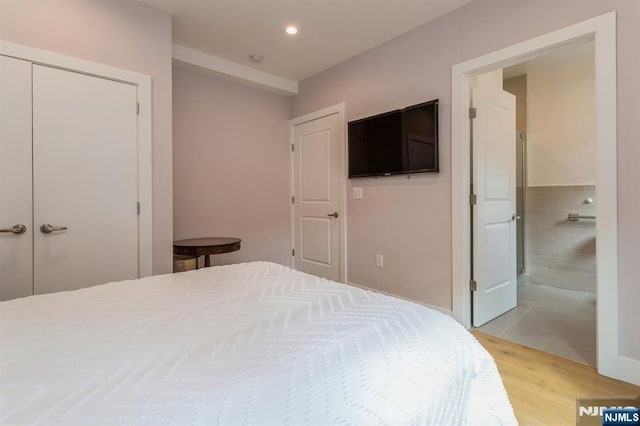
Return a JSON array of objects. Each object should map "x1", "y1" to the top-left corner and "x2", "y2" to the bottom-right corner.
[{"x1": 472, "y1": 331, "x2": 640, "y2": 425}]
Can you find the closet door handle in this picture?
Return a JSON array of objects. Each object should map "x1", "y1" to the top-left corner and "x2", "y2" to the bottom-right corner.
[
  {"x1": 0, "y1": 224, "x2": 27, "y2": 234},
  {"x1": 40, "y1": 224, "x2": 68, "y2": 234}
]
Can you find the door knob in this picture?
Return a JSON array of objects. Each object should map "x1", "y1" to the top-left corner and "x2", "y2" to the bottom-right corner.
[
  {"x1": 0, "y1": 224, "x2": 27, "y2": 234},
  {"x1": 327, "y1": 212, "x2": 339, "y2": 218},
  {"x1": 40, "y1": 224, "x2": 68, "y2": 234}
]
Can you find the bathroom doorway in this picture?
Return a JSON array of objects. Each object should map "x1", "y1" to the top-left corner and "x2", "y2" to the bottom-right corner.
[
  {"x1": 452, "y1": 12, "x2": 619, "y2": 380},
  {"x1": 473, "y1": 41, "x2": 597, "y2": 366}
]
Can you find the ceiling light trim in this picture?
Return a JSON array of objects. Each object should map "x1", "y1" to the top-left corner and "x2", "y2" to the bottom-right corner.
[{"x1": 173, "y1": 44, "x2": 298, "y2": 95}]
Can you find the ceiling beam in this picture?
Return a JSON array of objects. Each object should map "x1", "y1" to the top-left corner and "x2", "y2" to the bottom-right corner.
[{"x1": 172, "y1": 44, "x2": 298, "y2": 96}]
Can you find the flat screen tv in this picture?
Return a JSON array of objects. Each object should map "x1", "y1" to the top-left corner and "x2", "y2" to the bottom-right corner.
[{"x1": 348, "y1": 99, "x2": 438, "y2": 178}]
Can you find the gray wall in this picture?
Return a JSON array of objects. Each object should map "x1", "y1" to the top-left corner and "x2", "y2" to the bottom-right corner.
[
  {"x1": 290, "y1": 0, "x2": 640, "y2": 360},
  {"x1": 173, "y1": 66, "x2": 291, "y2": 266}
]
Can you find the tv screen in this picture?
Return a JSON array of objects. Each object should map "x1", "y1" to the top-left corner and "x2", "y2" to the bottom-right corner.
[
  {"x1": 348, "y1": 110, "x2": 402, "y2": 178},
  {"x1": 348, "y1": 99, "x2": 438, "y2": 178}
]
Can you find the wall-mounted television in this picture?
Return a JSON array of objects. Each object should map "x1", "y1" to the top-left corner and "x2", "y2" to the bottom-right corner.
[{"x1": 348, "y1": 99, "x2": 438, "y2": 178}]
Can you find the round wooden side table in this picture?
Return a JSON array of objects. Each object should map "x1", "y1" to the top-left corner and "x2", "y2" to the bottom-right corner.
[{"x1": 173, "y1": 237, "x2": 241, "y2": 267}]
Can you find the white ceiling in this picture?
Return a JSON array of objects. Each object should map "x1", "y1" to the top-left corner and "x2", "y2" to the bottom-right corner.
[{"x1": 137, "y1": 0, "x2": 472, "y2": 82}]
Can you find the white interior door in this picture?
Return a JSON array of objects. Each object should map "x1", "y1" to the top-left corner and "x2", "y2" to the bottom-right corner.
[
  {"x1": 33, "y1": 65, "x2": 139, "y2": 294},
  {"x1": 292, "y1": 113, "x2": 342, "y2": 281},
  {"x1": 471, "y1": 70, "x2": 517, "y2": 327},
  {"x1": 0, "y1": 55, "x2": 33, "y2": 301}
]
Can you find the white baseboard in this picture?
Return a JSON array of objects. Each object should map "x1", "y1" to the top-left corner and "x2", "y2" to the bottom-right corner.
[
  {"x1": 345, "y1": 281, "x2": 453, "y2": 317},
  {"x1": 618, "y1": 356, "x2": 640, "y2": 386}
]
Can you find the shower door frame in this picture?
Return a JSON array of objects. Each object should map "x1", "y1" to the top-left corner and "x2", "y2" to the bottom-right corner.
[
  {"x1": 451, "y1": 12, "x2": 621, "y2": 381},
  {"x1": 517, "y1": 131, "x2": 527, "y2": 279}
]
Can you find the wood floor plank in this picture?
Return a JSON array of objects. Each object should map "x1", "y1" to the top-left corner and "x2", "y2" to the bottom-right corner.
[{"x1": 471, "y1": 331, "x2": 640, "y2": 425}]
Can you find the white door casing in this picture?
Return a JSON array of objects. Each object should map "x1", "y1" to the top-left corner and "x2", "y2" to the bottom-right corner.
[
  {"x1": 292, "y1": 111, "x2": 343, "y2": 281},
  {"x1": 32, "y1": 65, "x2": 139, "y2": 294},
  {"x1": 0, "y1": 56, "x2": 33, "y2": 301},
  {"x1": 471, "y1": 70, "x2": 517, "y2": 327},
  {"x1": 452, "y1": 13, "x2": 621, "y2": 380}
]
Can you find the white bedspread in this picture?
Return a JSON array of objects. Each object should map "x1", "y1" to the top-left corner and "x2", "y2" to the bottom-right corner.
[{"x1": 0, "y1": 262, "x2": 516, "y2": 425}]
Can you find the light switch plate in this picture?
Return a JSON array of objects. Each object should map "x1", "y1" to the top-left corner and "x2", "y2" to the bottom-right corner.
[{"x1": 353, "y1": 187, "x2": 363, "y2": 200}]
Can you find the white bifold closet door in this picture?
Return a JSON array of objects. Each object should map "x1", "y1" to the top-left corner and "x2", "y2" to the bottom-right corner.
[
  {"x1": 32, "y1": 64, "x2": 139, "y2": 295},
  {"x1": 1, "y1": 55, "x2": 140, "y2": 300}
]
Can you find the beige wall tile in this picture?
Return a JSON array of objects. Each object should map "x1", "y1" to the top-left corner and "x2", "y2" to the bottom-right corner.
[{"x1": 525, "y1": 185, "x2": 596, "y2": 292}]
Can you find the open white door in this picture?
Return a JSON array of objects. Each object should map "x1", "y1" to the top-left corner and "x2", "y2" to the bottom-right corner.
[
  {"x1": 471, "y1": 70, "x2": 517, "y2": 327},
  {"x1": 292, "y1": 112, "x2": 342, "y2": 281}
]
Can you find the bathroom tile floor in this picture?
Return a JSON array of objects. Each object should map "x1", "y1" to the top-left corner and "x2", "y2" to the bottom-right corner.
[{"x1": 474, "y1": 284, "x2": 596, "y2": 366}]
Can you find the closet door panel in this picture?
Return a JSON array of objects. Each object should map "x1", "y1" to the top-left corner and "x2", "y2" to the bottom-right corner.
[
  {"x1": 33, "y1": 65, "x2": 139, "y2": 294},
  {"x1": 0, "y1": 56, "x2": 33, "y2": 301}
]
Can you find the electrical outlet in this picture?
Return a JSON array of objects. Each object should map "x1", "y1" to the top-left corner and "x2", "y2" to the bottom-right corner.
[
  {"x1": 376, "y1": 254, "x2": 384, "y2": 268},
  {"x1": 353, "y1": 187, "x2": 363, "y2": 199}
]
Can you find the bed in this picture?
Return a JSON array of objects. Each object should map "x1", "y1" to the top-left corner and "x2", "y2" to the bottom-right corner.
[{"x1": 0, "y1": 261, "x2": 516, "y2": 425}]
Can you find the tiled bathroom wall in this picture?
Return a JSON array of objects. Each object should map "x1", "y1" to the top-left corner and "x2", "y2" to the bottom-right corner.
[{"x1": 525, "y1": 185, "x2": 596, "y2": 292}]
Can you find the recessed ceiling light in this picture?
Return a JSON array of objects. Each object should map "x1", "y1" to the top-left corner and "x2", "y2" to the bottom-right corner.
[
  {"x1": 249, "y1": 54, "x2": 263, "y2": 63},
  {"x1": 285, "y1": 26, "x2": 298, "y2": 35}
]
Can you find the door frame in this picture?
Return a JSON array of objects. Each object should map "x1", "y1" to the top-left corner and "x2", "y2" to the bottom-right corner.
[
  {"x1": 0, "y1": 40, "x2": 153, "y2": 278},
  {"x1": 289, "y1": 103, "x2": 347, "y2": 282},
  {"x1": 451, "y1": 12, "x2": 619, "y2": 378}
]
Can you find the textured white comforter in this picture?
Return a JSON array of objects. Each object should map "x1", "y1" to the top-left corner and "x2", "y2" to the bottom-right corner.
[{"x1": 0, "y1": 262, "x2": 516, "y2": 425}]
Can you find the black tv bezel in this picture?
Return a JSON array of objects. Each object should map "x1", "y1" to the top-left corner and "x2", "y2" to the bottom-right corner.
[{"x1": 347, "y1": 99, "x2": 439, "y2": 179}]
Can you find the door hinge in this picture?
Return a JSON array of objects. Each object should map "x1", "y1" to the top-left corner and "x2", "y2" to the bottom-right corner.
[
  {"x1": 469, "y1": 193, "x2": 477, "y2": 205},
  {"x1": 291, "y1": 144, "x2": 294, "y2": 152},
  {"x1": 136, "y1": 102, "x2": 140, "y2": 115},
  {"x1": 470, "y1": 279, "x2": 478, "y2": 291},
  {"x1": 469, "y1": 107, "x2": 477, "y2": 119},
  {"x1": 291, "y1": 196, "x2": 294, "y2": 204},
  {"x1": 292, "y1": 249, "x2": 295, "y2": 256},
  {"x1": 136, "y1": 202, "x2": 140, "y2": 215}
]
